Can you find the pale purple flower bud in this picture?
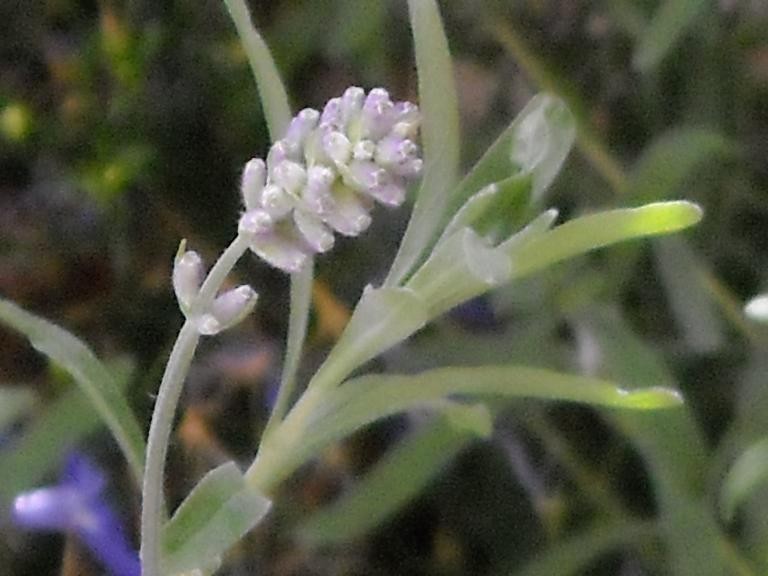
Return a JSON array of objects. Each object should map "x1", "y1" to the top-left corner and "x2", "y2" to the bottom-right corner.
[
  {"x1": 322, "y1": 182, "x2": 373, "y2": 236},
  {"x1": 239, "y1": 209, "x2": 274, "y2": 236},
  {"x1": 391, "y1": 101, "x2": 420, "y2": 135},
  {"x1": 375, "y1": 135, "x2": 423, "y2": 178},
  {"x1": 241, "y1": 158, "x2": 266, "y2": 212},
  {"x1": 319, "y1": 97, "x2": 343, "y2": 129},
  {"x1": 173, "y1": 249, "x2": 204, "y2": 311},
  {"x1": 344, "y1": 160, "x2": 387, "y2": 193},
  {"x1": 360, "y1": 88, "x2": 395, "y2": 140},
  {"x1": 322, "y1": 130, "x2": 352, "y2": 166},
  {"x1": 294, "y1": 209, "x2": 335, "y2": 253},
  {"x1": 249, "y1": 230, "x2": 309, "y2": 273},
  {"x1": 367, "y1": 179, "x2": 407, "y2": 207},
  {"x1": 266, "y1": 140, "x2": 290, "y2": 175},
  {"x1": 271, "y1": 160, "x2": 307, "y2": 195},
  {"x1": 207, "y1": 285, "x2": 258, "y2": 333},
  {"x1": 260, "y1": 184, "x2": 294, "y2": 219},
  {"x1": 340, "y1": 86, "x2": 365, "y2": 126},
  {"x1": 284, "y1": 108, "x2": 319, "y2": 150},
  {"x1": 303, "y1": 165, "x2": 336, "y2": 215}
]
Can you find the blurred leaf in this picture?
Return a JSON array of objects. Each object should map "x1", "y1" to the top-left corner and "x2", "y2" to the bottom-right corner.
[
  {"x1": 0, "y1": 298, "x2": 145, "y2": 483},
  {"x1": 0, "y1": 366, "x2": 131, "y2": 510},
  {"x1": 654, "y1": 237, "x2": 724, "y2": 353},
  {"x1": 162, "y1": 461, "x2": 271, "y2": 574},
  {"x1": 385, "y1": 0, "x2": 460, "y2": 286},
  {"x1": 299, "y1": 407, "x2": 485, "y2": 546},
  {"x1": 509, "y1": 201, "x2": 702, "y2": 279},
  {"x1": 720, "y1": 437, "x2": 768, "y2": 522},
  {"x1": 448, "y1": 94, "x2": 574, "y2": 225},
  {"x1": 223, "y1": 0, "x2": 292, "y2": 139},
  {"x1": 634, "y1": 0, "x2": 710, "y2": 72},
  {"x1": 0, "y1": 387, "x2": 36, "y2": 432},
  {"x1": 507, "y1": 521, "x2": 657, "y2": 576},
  {"x1": 586, "y1": 306, "x2": 730, "y2": 575},
  {"x1": 628, "y1": 128, "x2": 734, "y2": 202}
]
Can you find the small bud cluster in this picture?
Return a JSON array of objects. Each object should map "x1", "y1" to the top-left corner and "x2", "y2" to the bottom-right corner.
[
  {"x1": 238, "y1": 87, "x2": 422, "y2": 273},
  {"x1": 173, "y1": 244, "x2": 258, "y2": 336}
]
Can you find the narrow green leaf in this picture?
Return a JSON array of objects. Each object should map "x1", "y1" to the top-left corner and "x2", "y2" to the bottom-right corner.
[
  {"x1": 654, "y1": 237, "x2": 723, "y2": 353},
  {"x1": 299, "y1": 411, "x2": 480, "y2": 546},
  {"x1": 585, "y1": 306, "x2": 730, "y2": 575},
  {"x1": 633, "y1": 0, "x2": 709, "y2": 72},
  {"x1": 162, "y1": 461, "x2": 271, "y2": 574},
  {"x1": 447, "y1": 94, "x2": 574, "y2": 221},
  {"x1": 628, "y1": 128, "x2": 734, "y2": 203},
  {"x1": 508, "y1": 201, "x2": 703, "y2": 280},
  {"x1": 720, "y1": 437, "x2": 768, "y2": 522},
  {"x1": 507, "y1": 521, "x2": 657, "y2": 576},
  {"x1": 385, "y1": 0, "x2": 460, "y2": 286},
  {"x1": 223, "y1": 0, "x2": 292, "y2": 139},
  {"x1": 310, "y1": 286, "x2": 428, "y2": 391},
  {"x1": 305, "y1": 365, "x2": 683, "y2": 462},
  {"x1": 0, "y1": 369, "x2": 131, "y2": 509},
  {"x1": 0, "y1": 386, "x2": 36, "y2": 431},
  {"x1": 0, "y1": 298, "x2": 145, "y2": 483}
]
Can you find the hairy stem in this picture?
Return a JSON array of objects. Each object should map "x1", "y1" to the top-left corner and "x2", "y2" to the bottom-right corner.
[{"x1": 140, "y1": 235, "x2": 248, "y2": 576}]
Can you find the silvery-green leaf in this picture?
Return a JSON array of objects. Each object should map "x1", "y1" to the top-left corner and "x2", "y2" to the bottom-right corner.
[
  {"x1": 406, "y1": 228, "x2": 512, "y2": 319},
  {"x1": 385, "y1": 0, "x2": 460, "y2": 286},
  {"x1": 162, "y1": 462, "x2": 271, "y2": 575},
  {"x1": 223, "y1": 0, "x2": 291, "y2": 139},
  {"x1": 310, "y1": 287, "x2": 428, "y2": 391},
  {"x1": 0, "y1": 298, "x2": 145, "y2": 482},
  {"x1": 304, "y1": 365, "x2": 683, "y2": 464},
  {"x1": 508, "y1": 201, "x2": 703, "y2": 281},
  {"x1": 446, "y1": 94, "x2": 574, "y2": 223},
  {"x1": 440, "y1": 174, "x2": 532, "y2": 243}
]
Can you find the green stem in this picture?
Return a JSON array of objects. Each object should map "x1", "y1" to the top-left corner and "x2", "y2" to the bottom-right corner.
[
  {"x1": 140, "y1": 235, "x2": 248, "y2": 576},
  {"x1": 263, "y1": 257, "x2": 314, "y2": 438}
]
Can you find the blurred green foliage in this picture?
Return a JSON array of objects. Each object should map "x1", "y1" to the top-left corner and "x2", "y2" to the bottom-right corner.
[{"x1": 1, "y1": 1, "x2": 768, "y2": 575}]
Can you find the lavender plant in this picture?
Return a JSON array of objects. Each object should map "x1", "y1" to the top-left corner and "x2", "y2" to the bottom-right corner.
[{"x1": 0, "y1": 1, "x2": 708, "y2": 575}]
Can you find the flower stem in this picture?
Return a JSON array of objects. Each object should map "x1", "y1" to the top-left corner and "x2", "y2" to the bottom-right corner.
[
  {"x1": 140, "y1": 235, "x2": 248, "y2": 576},
  {"x1": 262, "y1": 257, "x2": 314, "y2": 439}
]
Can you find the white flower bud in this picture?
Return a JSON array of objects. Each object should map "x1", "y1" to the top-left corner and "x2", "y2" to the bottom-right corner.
[
  {"x1": 344, "y1": 160, "x2": 386, "y2": 193},
  {"x1": 352, "y1": 139, "x2": 376, "y2": 161},
  {"x1": 303, "y1": 165, "x2": 336, "y2": 215},
  {"x1": 322, "y1": 183, "x2": 372, "y2": 236},
  {"x1": 249, "y1": 231, "x2": 309, "y2": 273},
  {"x1": 260, "y1": 185, "x2": 294, "y2": 219},
  {"x1": 209, "y1": 285, "x2": 258, "y2": 332},
  {"x1": 360, "y1": 88, "x2": 395, "y2": 140},
  {"x1": 340, "y1": 87, "x2": 365, "y2": 126},
  {"x1": 322, "y1": 131, "x2": 352, "y2": 166},
  {"x1": 367, "y1": 180, "x2": 406, "y2": 207},
  {"x1": 271, "y1": 160, "x2": 306, "y2": 195},
  {"x1": 239, "y1": 209, "x2": 274, "y2": 237},
  {"x1": 173, "y1": 249, "x2": 204, "y2": 311},
  {"x1": 284, "y1": 108, "x2": 319, "y2": 150},
  {"x1": 241, "y1": 158, "x2": 266, "y2": 212},
  {"x1": 294, "y1": 209, "x2": 335, "y2": 253},
  {"x1": 320, "y1": 97, "x2": 342, "y2": 129}
]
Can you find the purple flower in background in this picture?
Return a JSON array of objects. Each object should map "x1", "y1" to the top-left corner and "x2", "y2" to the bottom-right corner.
[{"x1": 12, "y1": 453, "x2": 139, "y2": 576}]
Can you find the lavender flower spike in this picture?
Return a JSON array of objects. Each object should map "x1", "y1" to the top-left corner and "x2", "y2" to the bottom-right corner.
[
  {"x1": 238, "y1": 87, "x2": 422, "y2": 273},
  {"x1": 13, "y1": 453, "x2": 140, "y2": 576}
]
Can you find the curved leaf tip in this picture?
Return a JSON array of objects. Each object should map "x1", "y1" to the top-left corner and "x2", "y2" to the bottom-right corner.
[{"x1": 616, "y1": 386, "x2": 684, "y2": 409}]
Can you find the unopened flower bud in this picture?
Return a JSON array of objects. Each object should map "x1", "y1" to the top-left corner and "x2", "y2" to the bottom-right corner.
[
  {"x1": 208, "y1": 285, "x2": 258, "y2": 333},
  {"x1": 294, "y1": 209, "x2": 335, "y2": 253},
  {"x1": 322, "y1": 131, "x2": 352, "y2": 166},
  {"x1": 340, "y1": 86, "x2": 365, "y2": 127},
  {"x1": 323, "y1": 183, "x2": 373, "y2": 236},
  {"x1": 319, "y1": 97, "x2": 342, "y2": 129},
  {"x1": 284, "y1": 108, "x2": 319, "y2": 150},
  {"x1": 241, "y1": 158, "x2": 266, "y2": 212},
  {"x1": 271, "y1": 160, "x2": 306, "y2": 195},
  {"x1": 360, "y1": 88, "x2": 395, "y2": 139},
  {"x1": 239, "y1": 209, "x2": 274, "y2": 236},
  {"x1": 303, "y1": 166, "x2": 336, "y2": 215},
  {"x1": 173, "y1": 249, "x2": 204, "y2": 312}
]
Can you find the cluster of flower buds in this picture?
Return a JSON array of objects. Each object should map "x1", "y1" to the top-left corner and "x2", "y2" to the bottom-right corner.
[
  {"x1": 238, "y1": 87, "x2": 423, "y2": 273},
  {"x1": 173, "y1": 243, "x2": 258, "y2": 335}
]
